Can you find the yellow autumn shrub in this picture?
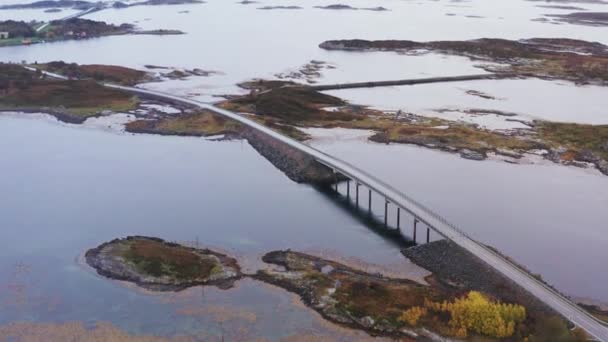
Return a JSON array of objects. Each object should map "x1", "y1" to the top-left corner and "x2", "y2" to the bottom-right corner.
[
  {"x1": 427, "y1": 291, "x2": 526, "y2": 338},
  {"x1": 399, "y1": 306, "x2": 427, "y2": 326}
]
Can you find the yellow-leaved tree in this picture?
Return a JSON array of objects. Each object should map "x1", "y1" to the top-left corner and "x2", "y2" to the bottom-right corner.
[
  {"x1": 399, "y1": 306, "x2": 428, "y2": 326},
  {"x1": 426, "y1": 291, "x2": 526, "y2": 338}
]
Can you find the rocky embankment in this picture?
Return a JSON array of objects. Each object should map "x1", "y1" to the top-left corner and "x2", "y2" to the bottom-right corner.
[
  {"x1": 243, "y1": 127, "x2": 338, "y2": 184},
  {"x1": 85, "y1": 236, "x2": 242, "y2": 291},
  {"x1": 402, "y1": 240, "x2": 554, "y2": 316},
  {"x1": 84, "y1": 236, "x2": 580, "y2": 340}
]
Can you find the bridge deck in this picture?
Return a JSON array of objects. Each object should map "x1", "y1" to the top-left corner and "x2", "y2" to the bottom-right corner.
[
  {"x1": 307, "y1": 73, "x2": 510, "y2": 91},
  {"x1": 31, "y1": 68, "x2": 608, "y2": 341},
  {"x1": 112, "y1": 84, "x2": 607, "y2": 341}
]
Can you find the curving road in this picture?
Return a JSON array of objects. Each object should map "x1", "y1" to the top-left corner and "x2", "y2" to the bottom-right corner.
[
  {"x1": 30, "y1": 68, "x2": 608, "y2": 341},
  {"x1": 109, "y1": 83, "x2": 608, "y2": 342},
  {"x1": 36, "y1": 6, "x2": 103, "y2": 32}
]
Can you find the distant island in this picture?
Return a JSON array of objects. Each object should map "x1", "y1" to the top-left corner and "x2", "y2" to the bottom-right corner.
[
  {"x1": 0, "y1": 0, "x2": 204, "y2": 10},
  {"x1": 0, "y1": 18, "x2": 184, "y2": 48}
]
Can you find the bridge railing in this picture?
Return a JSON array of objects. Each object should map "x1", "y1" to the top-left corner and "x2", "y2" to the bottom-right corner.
[
  {"x1": 33, "y1": 69, "x2": 608, "y2": 333},
  {"x1": 316, "y1": 152, "x2": 608, "y2": 331}
]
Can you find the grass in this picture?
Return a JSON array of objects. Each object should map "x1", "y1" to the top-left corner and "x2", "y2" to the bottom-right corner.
[
  {"x1": 120, "y1": 239, "x2": 219, "y2": 281},
  {"x1": 578, "y1": 304, "x2": 608, "y2": 323},
  {"x1": 126, "y1": 111, "x2": 241, "y2": 136},
  {"x1": 1, "y1": 78, "x2": 138, "y2": 119},
  {"x1": 0, "y1": 37, "x2": 41, "y2": 47},
  {"x1": 260, "y1": 251, "x2": 586, "y2": 340},
  {"x1": 38, "y1": 61, "x2": 149, "y2": 86},
  {"x1": 382, "y1": 122, "x2": 536, "y2": 152},
  {"x1": 227, "y1": 86, "x2": 353, "y2": 123},
  {"x1": 333, "y1": 275, "x2": 437, "y2": 327},
  {"x1": 323, "y1": 38, "x2": 608, "y2": 83},
  {"x1": 537, "y1": 121, "x2": 608, "y2": 160},
  {"x1": 223, "y1": 84, "x2": 537, "y2": 154}
]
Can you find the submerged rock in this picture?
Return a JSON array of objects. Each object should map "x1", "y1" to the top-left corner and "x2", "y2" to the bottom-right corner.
[{"x1": 459, "y1": 149, "x2": 487, "y2": 161}]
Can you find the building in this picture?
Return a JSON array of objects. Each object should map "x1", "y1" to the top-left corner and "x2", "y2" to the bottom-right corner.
[{"x1": 0, "y1": 32, "x2": 9, "y2": 39}]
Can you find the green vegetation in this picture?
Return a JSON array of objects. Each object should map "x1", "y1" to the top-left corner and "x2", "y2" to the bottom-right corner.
[
  {"x1": 224, "y1": 81, "x2": 608, "y2": 174},
  {"x1": 120, "y1": 239, "x2": 221, "y2": 281},
  {"x1": 423, "y1": 291, "x2": 526, "y2": 338},
  {"x1": 226, "y1": 85, "x2": 354, "y2": 123},
  {"x1": 578, "y1": 303, "x2": 608, "y2": 323},
  {"x1": 0, "y1": 18, "x2": 133, "y2": 48},
  {"x1": 0, "y1": 63, "x2": 138, "y2": 122},
  {"x1": 0, "y1": 20, "x2": 36, "y2": 38},
  {"x1": 321, "y1": 38, "x2": 608, "y2": 84},
  {"x1": 255, "y1": 251, "x2": 579, "y2": 340},
  {"x1": 332, "y1": 274, "x2": 437, "y2": 326},
  {"x1": 126, "y1": 111, "x2": 241, "y2": 136},
  {"x1": 527, "y1": 315, "x2": 588, "y2": 342},
  {"x1": 223, "y1": 83, "x2": 537, "y2": 154},
  {"x1": 538, "y1": 121, "x2": 608, "y2": 161},
  {"x1": 38, "y1": 61, "x2": 149, "y2": 86},
  {"x1": 376, "y1": 120, "x2": 536, "y2": 153}
]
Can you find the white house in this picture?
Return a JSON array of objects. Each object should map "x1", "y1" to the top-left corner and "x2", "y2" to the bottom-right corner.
[{"x1": 0, "y1": 32, "x2": 9, "y2": 39}]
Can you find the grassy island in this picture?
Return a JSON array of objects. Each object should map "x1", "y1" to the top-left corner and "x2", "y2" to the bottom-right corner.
[
  {"x1": 85, "y1": 236, "x2": 242, "y2": 291},
  {"x1": 255, "y1": 249, "x2": 587, "y2": 341},
  {"x1": 320, "y1": 38, "x2": 608, "y2": 85},
  {"x1": 0, "y1": 63, "x2": 138, "y2": 122}
]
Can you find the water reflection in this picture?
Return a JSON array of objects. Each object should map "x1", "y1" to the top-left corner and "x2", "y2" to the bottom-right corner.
[{"x1": 0, "y1": 115, "x2": 419, "y2": 339}]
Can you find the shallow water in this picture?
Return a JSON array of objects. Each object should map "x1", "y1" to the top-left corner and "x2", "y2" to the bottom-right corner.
[
  {"x1": 1, "y1": 0, "x2": 608, "y2": 336},
  {"x1": 2, "y1": 0, "x2": 607, "y2": 102},
  {"x1": 306, "y1": 127, "x2": 608, "y2": 304},
  {"x1": 326, "y1": 78, "x2": 608, "y2": 127},
  {"x1": 0, "y1": 114, "x2": 421, "y2": 339}
]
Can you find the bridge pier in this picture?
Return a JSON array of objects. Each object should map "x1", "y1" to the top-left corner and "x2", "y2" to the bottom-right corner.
[
  {"x1": 427, "y1": 227, "x2": 430, "y2": 243},
  {"x1": 334, "y1": 170, "x2": 338, "y2": 192},
  {"x1": 413, "y1": 218, "x2": 418, "y2": 243},
  {"x1": 368, "y1": 189, "x2": 372, "y2": 215},
  {"x1": 355, "y1": 183, "x2": 360, "y2": 208},
  {"x1": 346, "y1": 180, "x2": 350, "y2": 199},
  {"x1": 384, "y1": 200, "x2": 389, "y2": 228},
  {"x1": 397, "y1": 208, "x2": 401, "y2": 231}
]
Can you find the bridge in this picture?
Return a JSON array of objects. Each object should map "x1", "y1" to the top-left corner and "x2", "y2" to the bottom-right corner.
[
  {"x1": 307, "y1": 73, "x2": 511, "y2": 91},
  {"x1": 32, "y1": 68, "x2": 608, "y2": 341},
  {"x1": 36, "y1": 6, "x2": 104, "y2": 32}
]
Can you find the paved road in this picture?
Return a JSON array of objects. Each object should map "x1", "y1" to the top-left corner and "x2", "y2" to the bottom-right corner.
[
  {"x1": 308, "y1": 73, "x2": 509, "y2": 91},
  {"x1": 36, "y1": 6, "x2": 102, "y2": 32},
  {"x1": 108, "y1": 83, "x2": 608, "y2": 342},
  {"x1": 30, "y1": 68, "x2": 608, "y2": 341}
]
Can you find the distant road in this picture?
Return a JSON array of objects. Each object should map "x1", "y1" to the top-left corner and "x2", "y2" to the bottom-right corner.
[
  {"x1": 30, "y1": 68, "x2": 608, "y2": 341},
  {"x1": 36, "y1": 6, "x2": 103, "y2": 32},
  {"x1": 308, "y1": 73, "x2": 510, "y2": 91}
]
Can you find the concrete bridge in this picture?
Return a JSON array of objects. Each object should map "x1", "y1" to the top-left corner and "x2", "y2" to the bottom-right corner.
[
  {"x1": 36, "y1": 6, "x2": 104, "y2": 32},
  {"x1": 307, "y1": 73, "x2": 512, "y2": 91},
  {"x1": 31, "y1": 68, "x2": 608, "y2": 341},
  {"x1": 108, "y1": 83, "x2": 608, "y2": 342}
]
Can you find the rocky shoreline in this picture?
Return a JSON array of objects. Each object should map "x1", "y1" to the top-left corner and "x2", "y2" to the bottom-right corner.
[
  {"x1": 243, "y1": 127, "x2": 339, "y2": 184},
  {"x1": 319, "y1": 37, "x2": 608, "y2": 85},
  {"x1": 401, "y1": 240, "x2": 555, "y2": 316},
  {"x1": 252, "y1": 250, "x2": 437, "y2": 340},
  {"x1": 82, "y1": 235, "x2": 584, "y2": 340}
]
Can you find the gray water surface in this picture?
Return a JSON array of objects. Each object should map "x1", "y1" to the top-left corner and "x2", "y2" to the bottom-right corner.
[{"x1": 0, "y1": 115, "x2": 415, "y2": 339}]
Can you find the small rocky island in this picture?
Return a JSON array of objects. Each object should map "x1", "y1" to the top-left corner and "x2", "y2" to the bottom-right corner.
[
  {"x1": 85, "y1": 236, "x2": 242, "y2": 291},
  {"x1": 83, "y1": 237, "x2": 584, "y2": 340},
  {"x1": 254, "y1": 250, "x2": 531, "y2": 340}
]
